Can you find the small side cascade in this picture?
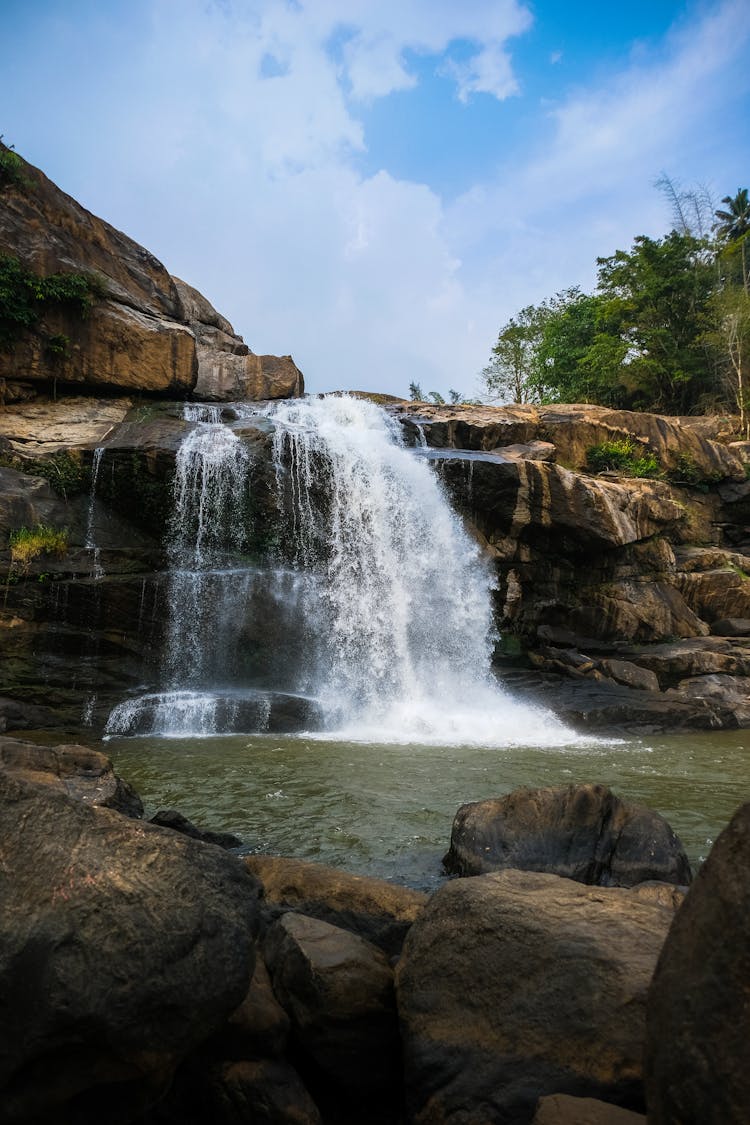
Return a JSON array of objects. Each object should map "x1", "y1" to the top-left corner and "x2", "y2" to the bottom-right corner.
[{"x1": 84, "y1": 447, "x2": 105, "y2": 579}]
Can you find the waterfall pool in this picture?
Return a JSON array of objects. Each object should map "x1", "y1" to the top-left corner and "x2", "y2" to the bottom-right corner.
[{"x1": 107, "y1": 726, "x2": 749, "y2": 891}]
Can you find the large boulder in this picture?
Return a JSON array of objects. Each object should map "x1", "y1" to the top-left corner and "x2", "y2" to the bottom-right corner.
[
  {"x1": 443, "y1": 784, "x2": 692, "y2": 887},
  {"x1": 0, "y1": 771, "x2": 259, "y2": 1125},
  {"x1": 396, "y1": 869, "x2": 672, "y2": 1124},
  {"x1": 645, "y1": 800, "x2": 750, "y2": 1124},
  {"x1": 245, "y1": 854, "x2": 427, "y2": 956}
]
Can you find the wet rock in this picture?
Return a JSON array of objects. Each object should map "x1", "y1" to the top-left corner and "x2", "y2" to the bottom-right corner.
[
  {"x1": 531, "y1": 1093, "x2": 646, "y2": 1124},
  {"x1": 675, "y1": 674, "x2": 750, "y2": 725},
  {"x1": 0, "y1": 735, "x2": 143, "y2": 816},
  {"x1": 396, "y1": 869, "x2": 670, "y2": 1124},
  {"x1": 150, "y1": 808, "x2": 242, "y2": 849},
  {"x1": 245, "y1": 854, "x2": 427, "y2": 956},
  {"x1": 263, "y1": 912, "x2": 400, "y2": 1098},
  {"x1": 646, "y1": 800, "x2": 750, "y2": 1124},
  {"x1": 443, "y1": 783, "x2": 692, "y2": 887},
  {"x1": 0, "y1": 695, "x2": 57, "y2": 733},
  {"x1": 0, "y1": 770, "x2": 259, "y2": 1125}
]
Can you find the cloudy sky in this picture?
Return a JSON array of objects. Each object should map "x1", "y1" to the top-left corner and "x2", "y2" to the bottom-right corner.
[{"x1": 3, "y1": 0, "x2": 749, "y2": 399}]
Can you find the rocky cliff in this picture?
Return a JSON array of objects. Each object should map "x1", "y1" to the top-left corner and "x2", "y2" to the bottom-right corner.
[
  {"x1": 0, "y1": 144, "x2": 303, "y2": 401},
  {"x1": 393, "y1": 401, "x2": 750, "y2": 729},
  {"x1": 2, "y1": 395, "x2": 750, "y2": 735}
]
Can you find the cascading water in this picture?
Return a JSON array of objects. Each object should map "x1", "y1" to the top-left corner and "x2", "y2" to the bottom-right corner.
[
  {"x1": 106, "y1": 394, "x2": 573, "y2": 744},
  {"x1": 262, "y1": 395, "x2": 569, "y2": 743}
]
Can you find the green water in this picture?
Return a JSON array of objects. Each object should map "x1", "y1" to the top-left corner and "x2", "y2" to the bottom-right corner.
[{"x1": 107, "y1": 728, "x2": 750, "y2": 891}]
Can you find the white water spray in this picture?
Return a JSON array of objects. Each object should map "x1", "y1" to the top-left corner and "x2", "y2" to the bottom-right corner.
[{"x1": 263, "y1": 395, "x2": 572, "y2": 745}]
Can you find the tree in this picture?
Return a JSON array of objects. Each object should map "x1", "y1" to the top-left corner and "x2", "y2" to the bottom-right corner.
[
  {"x1": 481, "y1": 304, "x2": 547, "y2": 403},
  {"x1": 534, "y1": 290, "x2": 628, "y2": 405},
  {"x1": 595, "y1": 232, "x2": 717, "y2": 413},
  {"x1": 705, "y1": 285, "x2": 750, "y2": 436},
  {"x1": 408, "y1": 381, "x2": 424, "y2": 402},
  {"x1": 715, "y1": 189, "x2": 750, "y2": 295}
]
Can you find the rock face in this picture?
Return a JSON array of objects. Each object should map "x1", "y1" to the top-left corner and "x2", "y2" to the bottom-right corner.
[
  {"x1": 0, "y1": 146, "x2": 303, "y2": 400},
  {"x1": 396, "y1": 869, "x2": 672, "y2": 1125},
  {"x1": 645, "y1": 800, "x2": 750, "y2": 1124},
  {"x1": 0, "y1": 770, "x2": 259, "y2": 1124},
  {"x1": 443, "y1": 784, "x2": 692, "y2": 887}
]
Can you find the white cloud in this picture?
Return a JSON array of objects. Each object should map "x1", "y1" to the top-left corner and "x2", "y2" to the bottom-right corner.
[{"x1": 2, "y1": 0, "x2": 749, "y2": 401}]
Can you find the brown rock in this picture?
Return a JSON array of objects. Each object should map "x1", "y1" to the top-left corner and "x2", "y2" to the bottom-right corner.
[
  {"x1": 396, "y1": 869, "x2": 671, "y2": 1124},
  {"x1": 0, "y1": 301, "x2": 197, "y2": 395},
  {"x1": 646, "y1": 800, "x2": 750, "y2": 1124},
  {"x1": 245, "y1": 854, "x2": 427, "y2": 956},
  {"x1": 263, "y1": 912, "x2": 400, "y2": 1097},
  {"x1": 0, "y1": 734, "x2": 143, "y2": 816},
  {"x1": 443, "y1": 784, "x2": 692, "y2": 887},
  {"x1": 532, "y1": 1093, "x2": 646, "y2": 1124},
  {"x1": 0, "y1": 153, "x2": 183, "y2": 319}
]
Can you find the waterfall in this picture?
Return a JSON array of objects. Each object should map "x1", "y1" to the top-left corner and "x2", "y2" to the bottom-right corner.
[
  {"x1": 106, "y1": 394, "x2": 572, "y2": 744},
  {"x1": 261, "y1": 395, "x2": 568, "y2": 744}
]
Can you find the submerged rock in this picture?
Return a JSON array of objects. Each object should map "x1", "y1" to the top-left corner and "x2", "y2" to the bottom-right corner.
[
  {"x1": 443, "y1": 783, "x2": 692, "y2": 887},
  {"x1": 150, "y1": 808, "x2": 242, "y2": 849},
  {"x1": 646, "y1": 800, "x2": 750, "y2": 1124},
  {"x1": 396, "y1": 869, "x2": 672, "y2": 1124}
]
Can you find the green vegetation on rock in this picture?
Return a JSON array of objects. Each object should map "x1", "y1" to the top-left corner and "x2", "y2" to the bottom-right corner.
[
  {"x1": 0, "y1": 139, "x2": 29, "y2": 193},
  {"x1": 0, "y1": 450, "x2": 88, "y2": 499},
  {"x1": 8, "y1": 524, "x2": 68, "y2": 575},
  {"x1": 586, "y1": 439, "x2": 660, "y2": 479},
  {"x1": 0, "y1": 255, "x2": 105, "y2": 349}
]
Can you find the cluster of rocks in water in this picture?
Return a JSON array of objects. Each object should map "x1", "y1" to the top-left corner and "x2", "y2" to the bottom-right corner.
[{"x1": 1, "y1": 735, "x2": 747, "y2": 1124}]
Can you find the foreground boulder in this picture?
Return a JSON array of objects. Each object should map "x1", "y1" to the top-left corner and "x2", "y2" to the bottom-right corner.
[
  {"x1": 396, "y1": 869, "x2": 672, "y2": 1124},
  {"x1": 443, "y1": 784, "x2": 692, "y2": 887},
  {"x1": 645, "y1": 801, "x2": 750, "y2": 1124},
  {"x1": 0, "y1": 772, "x2": 259, "y2": 1125}
]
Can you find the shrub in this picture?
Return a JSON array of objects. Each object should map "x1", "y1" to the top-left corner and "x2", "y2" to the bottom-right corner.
[
  {"x1": 8, "y1": 524, "x2": 68, "y2": 575},
  {"x1": 586, "y1": 437, "x2": 660, "y2": 478},
  {"x1": 0, "y1": 255, "x2": 105, "y2": 349},
  {"x1": 0, "y1": 139, "x2": 29, "y2": 193}
]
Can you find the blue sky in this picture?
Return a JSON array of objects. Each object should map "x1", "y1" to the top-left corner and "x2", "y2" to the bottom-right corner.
[{"x1": 2, "y1": 0, "x2": 749, "y2": 398}]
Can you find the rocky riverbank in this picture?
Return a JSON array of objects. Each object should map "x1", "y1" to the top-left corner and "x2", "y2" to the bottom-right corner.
[{"x1": 1, "y1": 734, "x2": 746, "y2": 1124}]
